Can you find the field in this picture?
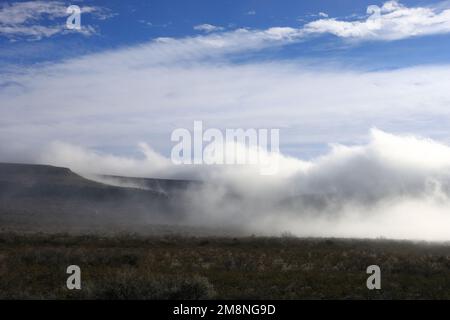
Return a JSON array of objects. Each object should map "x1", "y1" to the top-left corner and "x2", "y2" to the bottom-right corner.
[{"x1": 1, "y1": 232, "x2": 450, "y2": 299}]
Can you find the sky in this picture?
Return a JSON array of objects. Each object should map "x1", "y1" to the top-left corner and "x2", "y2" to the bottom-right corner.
[
  {"x1": 2, "y1": 0, "x2": 450, "y2": 67},
  {"x1": 4, "y1": 1, "x2": 450, "y2": 238},
  {"x1": 0, "y1": 1, "x2": 449, "y2": 162},
  {"x1": 2, "y1": 0, "x2": 450, "y2": 162}
]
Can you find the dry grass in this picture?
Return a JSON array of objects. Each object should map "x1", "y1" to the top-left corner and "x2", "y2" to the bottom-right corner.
[{"x1": 0, "y1": 233, "x2": 450, "y2": 299}]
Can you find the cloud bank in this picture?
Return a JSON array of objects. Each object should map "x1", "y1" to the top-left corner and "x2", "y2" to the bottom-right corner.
[
  {"x1": 2, "y1": 51, "x2": 450, "y2": 163},
  {"x1": 35, "y1": 129, "x2": 450, "y2": 241}
]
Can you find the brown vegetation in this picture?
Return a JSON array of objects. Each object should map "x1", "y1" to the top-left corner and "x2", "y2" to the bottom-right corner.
[{"x1": 0, "y1": 233, "x2": 450, "y2": 299}]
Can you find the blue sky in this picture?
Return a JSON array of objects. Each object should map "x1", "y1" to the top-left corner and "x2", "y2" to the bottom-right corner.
[
  {"x1": 2, "y1": 0, "x2": 450, "y2": 169},
  {"x1": 2, "y1": 0, "x2": 450, "y2": 69}
]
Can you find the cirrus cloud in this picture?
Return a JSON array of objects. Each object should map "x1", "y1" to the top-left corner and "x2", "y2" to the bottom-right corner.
[{"x1": 0, "y1": 1, "x2": 114, "y2": 40}]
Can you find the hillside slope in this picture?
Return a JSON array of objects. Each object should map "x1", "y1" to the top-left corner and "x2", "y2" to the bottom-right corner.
[{"x1": 0, "y1": 163, "x2": 184, "y2": 233}]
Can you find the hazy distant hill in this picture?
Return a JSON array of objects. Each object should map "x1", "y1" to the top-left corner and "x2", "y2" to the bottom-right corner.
[
  {"x1": 0, "y1": 163, "x2": 191, "y2": 233},
  {"x1": 0, "y1": 162, "x2": 332, "y2": 235}
]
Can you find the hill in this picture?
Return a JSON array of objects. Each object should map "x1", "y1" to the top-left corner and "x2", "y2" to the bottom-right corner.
[{"x1": 0, "y1": 163, "x2": 188, "y2": 233}]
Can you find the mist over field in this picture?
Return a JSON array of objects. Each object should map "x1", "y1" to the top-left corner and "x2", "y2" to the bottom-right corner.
[{"x1": 12, "y1": 128, "x2": 446, "y2": 241}]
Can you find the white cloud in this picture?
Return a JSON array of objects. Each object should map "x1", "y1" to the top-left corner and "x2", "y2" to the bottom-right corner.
[
  {"x1": 0, "y1": 1, "x2": 114, "y2": 39},
  {"x1": 192, "y1": 1, "x2": 450, "y2": 46},
  {"x1": 153, "y1": 1, "x2": 450, "y2": 53},
  {"x1": 305, "y1": 0, "x2": 450, "y2": 41},
  {"x1": 193, "y1": 23, "x2": 224, "y2": 33},
  {"x1": 87, "y1": 26, "x2": 301, "y2": 66}
]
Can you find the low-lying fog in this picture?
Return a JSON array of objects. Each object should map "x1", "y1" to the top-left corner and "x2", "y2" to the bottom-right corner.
[{"x1": 30, "y1": 129, "x2": 450, "y2": 241}]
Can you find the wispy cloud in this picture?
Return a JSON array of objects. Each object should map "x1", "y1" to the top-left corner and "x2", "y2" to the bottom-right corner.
[
  {"x1": 3, "y1": 1, "x2": 450, "y2": 43},
  {"x1": 166, "y1": 1, "x2": 450, "y2": 57},
  {"x1": 193, "y1": 23, "x2": 224, "y2": 33},
  {"x1": 190, "y1": 1, "x2": 450, "y2": 47},
  {"x1": 0, "y1": 1, "x2": 114, "y2": 40}
]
